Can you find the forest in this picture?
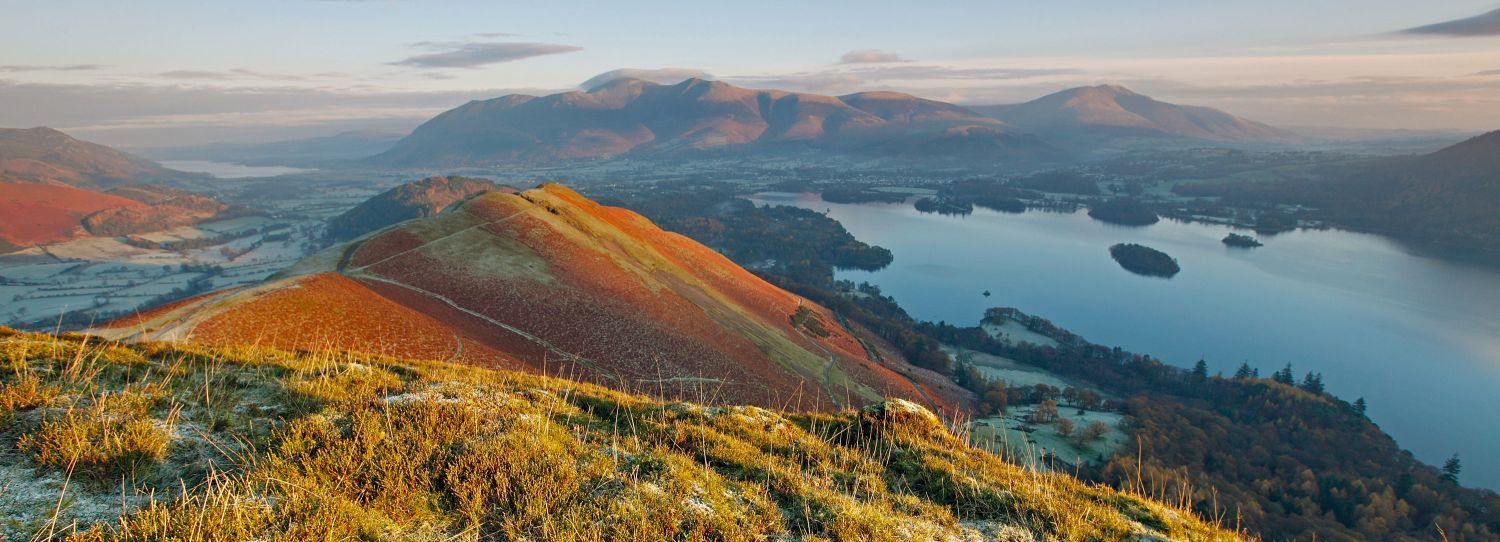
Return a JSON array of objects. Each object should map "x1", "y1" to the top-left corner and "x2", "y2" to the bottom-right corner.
[
  {"x1": 1173, "y1": 134, "x2": 1500, "y2": 267},
  {"x1": 608, "y1": 182, "x2": 893, "y2": 286},
  {"x1": 1109, "y1": 243, "x2": 1181, "y2": 277},
  {"x1": 926, "y1": 309, "x2": 1500, "y2": 542},
  {"x1": 913, "y1": 197, "x2": 975, "y2": 215},
  {"x1": 932, "y1": 179, "x2": 1039, "y2": 213},
  {"x1": 1088, "y1": 198, "x2": 1161, "y2": 226},
  {"x1": 1222, "y1": 233, "x2": 1263, "y2": 248}
]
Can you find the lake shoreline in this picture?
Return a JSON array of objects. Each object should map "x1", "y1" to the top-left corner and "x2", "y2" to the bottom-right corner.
[{"x1": 748, "y1": 190, "x2": 1500, "y2": 489}]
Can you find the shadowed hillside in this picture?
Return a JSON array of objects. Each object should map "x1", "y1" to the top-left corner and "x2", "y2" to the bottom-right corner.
[
  {"x1": 1178, "y1": 130, "x2": 1500, "y2": 264},
  {"x1": 0, "y1": 127, "x2": 188, "y2": 188},
  {"x1": 325, "y1": 176, "x2": 516, "y2": 241},
  {"x1": 971, "y1": 85, "x2": 1293, "y2": 145},
  {"x1": 0, "y1": 128, "x2": 238, "y2": 251}
]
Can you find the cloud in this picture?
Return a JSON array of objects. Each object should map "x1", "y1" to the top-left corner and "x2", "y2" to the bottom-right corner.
[
  {"x1": 1402, "y1": 8, "x2": 1500, "y2": 37},
  {"x1": 839, "y1": 49, "x2": 908, "y2": 64},
  {"x1": 1471, "y1": 69, "x2": 1500, "y2": 77},
  {"x1": 729, "y1": 65, "x2": 1076, "y2": 93},
  {"x1": 733, "y1": 73, "x2": 868, "y2": 93},
  {"x1": 0, "y1": 79, "x2": 559, "y2": 146},
  {"x1": 580, "y1": 68, "x2": 714, "y2": 89},
  {"x1": 156, "y1": 70, "x2": 237, "y2": 80},
  {"x1": 391, "y1": 41, "x2": 581, "y2": 68},
  {"x1": 0, "y1": 64, "x2": 107, "y2": 72},
  {"x1": 847, "y1": 65, "x2": 1076, "y2": 81},
  {"x1": 154, "y1": 68, "x2": 315, "y2": 81}
]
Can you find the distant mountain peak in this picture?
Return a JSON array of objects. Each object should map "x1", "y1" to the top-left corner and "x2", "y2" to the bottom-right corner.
[
  {"x1": 1445, "y1": 129, "x2": 1500, "y2": 148},
  {"x1": 971, "y1": 85, "x2": 1293, "y2": 143},
  {"x1": 1423, "y1": 129, "x2": 1500, "y2": 170},
  {"x1": 1074, "y1": 84, "x2": 1139, "y2": 96},
  {"x1": 0, "y1": 126, "x2": 189, "y2": 187},
  {"x1": 370, "y1": 79, "x2": 1019, "y2": 167}
]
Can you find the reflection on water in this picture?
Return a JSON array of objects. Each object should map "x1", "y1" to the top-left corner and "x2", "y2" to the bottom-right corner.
[
  {"x1": 159, "y1": 160, "x2": 315, "y2": 179},
  {"x1": 749, "y1": 191, "x2": 1500, "y2": 489}
]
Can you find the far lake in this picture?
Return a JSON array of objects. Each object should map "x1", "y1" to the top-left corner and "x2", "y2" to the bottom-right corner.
[
  {"x1": 748, "y1": 192, "x2": 1500, "y2": 489},
  {"x1": 158, "y1": 160, "x2": 315, "y2": 179}
]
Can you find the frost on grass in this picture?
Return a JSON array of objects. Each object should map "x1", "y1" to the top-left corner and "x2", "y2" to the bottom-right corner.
[{"x1": 0, "y1": 328, "x2": 1242, "y2": 541}]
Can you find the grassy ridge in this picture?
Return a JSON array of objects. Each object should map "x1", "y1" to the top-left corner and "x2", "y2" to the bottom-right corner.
[{"x1": 0, "y1": 328, "x2": 1240, "y2": 541}]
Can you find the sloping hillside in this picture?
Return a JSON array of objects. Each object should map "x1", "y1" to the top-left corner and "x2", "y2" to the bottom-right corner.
[
  {"x1": 369, "y1": 78, "x2": 1026, "y2": 166},
  {"x1": 0, "y1": 127, "x2": 187, "y2": 188},
  {"x1": 0, "y1": 182, "x2": 144, "y2": 248},
  {"x1": 0, "y1": 329, "x2": 1241, "y2": 541},
  {"x1": 0, "y1": 128, "x2": 234, "y2": 251},
  {"x1": 972, "y1": 85, "x2": 1293, "y2": 143},
  {"x1": 326, "y1": 176, "x2": 515, "y2": 241},
  {"x1": 98, "y1": 184, "x2": 967, "y2": 413},
  {"x1": 1179, "y1": 130, "x2": 1500, "y2": 264}
]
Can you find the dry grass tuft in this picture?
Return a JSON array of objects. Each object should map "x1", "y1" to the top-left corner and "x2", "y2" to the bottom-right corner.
[
  {"x1": 0, "y1": 330, "x2": 1243, "y2": 541},
  {"x1": 16, "y1": 390, "x2": 173, "y2": 482}
]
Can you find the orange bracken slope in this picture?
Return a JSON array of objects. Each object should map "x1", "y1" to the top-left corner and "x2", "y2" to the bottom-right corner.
[
  {"x1": 0, "y1": 181, "x2": 144, "y2": 247},
  {"x1": 99, "y1": 184, "x2": 971, "y2": 414}
]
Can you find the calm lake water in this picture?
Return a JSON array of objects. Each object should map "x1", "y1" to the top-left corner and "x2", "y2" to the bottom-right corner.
[
  {"x1": 159, "y1": 160, "x2": 315, "y2": 179},
  {"x1": 749, "y1": 192, "x2": 1500, "y2": 489}
]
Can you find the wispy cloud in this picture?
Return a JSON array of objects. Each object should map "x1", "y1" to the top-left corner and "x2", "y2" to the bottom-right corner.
[
  {"x1": 1402, "y1": 8, "x2": 1500, "y2": 37},
  {"x1": 0, "y1": 79, "x2": 559, "y2": 146},
  {"x1": 0, "y1": 64, "x2": 107, "y2": 72},
  {"x1": 731, "y1": 73, "x2": 867, "y2": 93},
  {"x1": 154, "y1": 68, "x2": 318, "y2": 82},
  {"x1": 730, "y1": 64, "x2": 1077, "y2": 93},
  {"x1": 1470, "y1": 69, "x2": 1500, "y2": 77},
  {"x1": 849, "y1": 65, "x2": 1076, "y2": 81},
  {"x1": 839, "y1": 49, "x2": 908, "y2": 64},
  {"x1": 156, "y1": 70, "x2": 237, "y2": 80},
  {"x1": 391, "y1": 41, "x2": 581, "y2": 69},
  {"x1": 580, "y1": 68, "x2": 713, "y2": 89}
]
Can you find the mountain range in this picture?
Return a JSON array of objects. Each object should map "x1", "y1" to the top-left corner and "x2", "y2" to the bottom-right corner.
[
  {"x1": 368, "y1": 79, "x2": 1291, "y2": 167},
  {"x1": 970, "y1": 85, "x2": 1295, "y2": 143},
  {"x1": 371, "y1": 78, "x2": 1055, "y2": 166},
  {"x1": 0, "y1": 127, "x2": 190, "y2": 188},
  {"x1": 138, "y1": 129, "x2": 407, "y2": 167},
  {"x1": 99, "y1": 184, "x2": 969, "y2": 413},
  {"x1": 0, "y1": 127, "x2": 238, "y2": 251}
]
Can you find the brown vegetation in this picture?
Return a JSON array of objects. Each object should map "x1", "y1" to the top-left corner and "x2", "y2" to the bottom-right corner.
[
  {"x1": 97, "y1": 185, "x2": 968, "y2": 414},
  {"x1": 0, "y1": 328, "x2": 1241, "y2": 541}
]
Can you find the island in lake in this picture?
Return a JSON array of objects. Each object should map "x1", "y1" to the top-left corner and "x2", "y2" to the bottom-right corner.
[
  {"x1": 1109, "y1": 243, "x2": 1180, "y2": 277},
  {"x1": 1087, "y1": 198, "x2": 1160, "y2": 226},
  {"x1": 819, "y1": 187, "x2": 909, "y2": 204},
  {"x1": 1223, "y1": 233, "x2": 1264, "y2": 247},
  {"x1": 914, "y1": 197, "x2": 974, "y2": 215}
]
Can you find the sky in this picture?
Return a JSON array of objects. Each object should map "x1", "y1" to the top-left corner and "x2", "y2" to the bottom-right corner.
[{"x1": 2, "y1": 0, "x2": 1499, "y2": 146}]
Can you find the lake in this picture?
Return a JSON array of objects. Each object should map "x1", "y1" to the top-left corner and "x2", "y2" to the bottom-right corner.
[
  {"x1": 748, "y1": 192, "x2": 1500, "y2": 489},
  {"x1": 158, "y1": 160, "x2": 315, "y2": 179}
]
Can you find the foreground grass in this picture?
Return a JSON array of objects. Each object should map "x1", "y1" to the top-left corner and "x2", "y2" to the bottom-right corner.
[{"x1": 0, "y1": 327, "x2": 1241, "y2": 541}]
